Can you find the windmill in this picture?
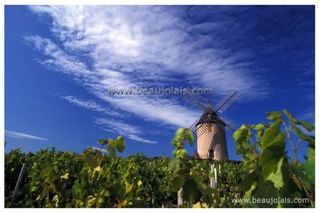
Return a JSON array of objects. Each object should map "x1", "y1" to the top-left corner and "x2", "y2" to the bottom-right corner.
[{"x1": 182, "y1": 91, "x2": 239, "y2": 160}]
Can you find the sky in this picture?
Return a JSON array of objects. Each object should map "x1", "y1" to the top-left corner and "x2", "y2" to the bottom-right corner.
[{"x1": 5, "y1": 5, "x2": 315, "y2": 160}]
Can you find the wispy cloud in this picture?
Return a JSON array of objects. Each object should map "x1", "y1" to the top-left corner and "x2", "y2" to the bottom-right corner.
[
  {"x1": 126, "y1": 134, "x2": 157, "y2": 144},
  {"x1": 28, "y1": 6, "x2": 266, "y2": 96},
  {"x1": 24, "y1": 33, "x2": 199, "y2": 128},
  {"x1": 95, "y1": 118, "x2": 140, "y2": 135},
  {"x1": 95, "y1": 118, "x2": 157, "y2": 144},
  {"x1": 61, "y1": 95, "x2": 157, "y2": 144},
  {"x1": 25, "y1": 6, "x2": 270, "y2": 136},
  {"x1": 5, "y1": 130, "x2": 48, "y2": 141},
  {"x1": 61, "y1": 95, "x2": 121, "y2": 117}
]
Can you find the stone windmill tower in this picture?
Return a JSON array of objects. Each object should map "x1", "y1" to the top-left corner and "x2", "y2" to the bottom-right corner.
[{"x1": 185, "y1": 91, "x2": 238, "y2": 160}]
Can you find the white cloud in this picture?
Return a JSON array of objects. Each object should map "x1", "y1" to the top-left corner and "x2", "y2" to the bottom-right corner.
[
  {"x1": 95, "y1": 93, "x2": 199, "y2": 127},
  {"x1": 61, "y1": 95, "x2": 122, "y2": 117},
  {"x1": 127, "y1": 134, "x2": 158, "y2": 145},
  {"x1": 95, "y1": 118, "x2": 140, "y2": 135},
  {"x1": 27, "y1": 6, "x2": 267, "y2": 95},
  {"x1": 62, "y1": 95, "x2": 105, "y2": 112},
  {"x1": 95, "y1": 118, "x2": 158, "y2": 144},
  {"x1": 60, "y1": 95, "x2": 158, "y2": 144},
  {"x1": 25, "y1": 34, "x2": 199, "y2": 128},
  {"x1": 25, "y1": 6, "x2": 266, "y2": 138},
  {"x1": 5, "y1": 130, "x2": 48, "y2": 141}
]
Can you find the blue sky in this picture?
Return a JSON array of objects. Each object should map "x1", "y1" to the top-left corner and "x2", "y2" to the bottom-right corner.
[{"x1": 5, "y1": 5, "x2": 315, "y2": 160}]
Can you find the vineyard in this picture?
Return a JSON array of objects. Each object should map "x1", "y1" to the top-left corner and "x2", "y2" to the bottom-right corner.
[{"x1": 5, "y1": 110, "x2": 315, "y2": 208}]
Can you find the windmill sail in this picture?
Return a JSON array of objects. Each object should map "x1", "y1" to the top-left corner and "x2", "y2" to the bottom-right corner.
[{"x1": 215, "y1": 91, "x2": 239, "y2": 114}]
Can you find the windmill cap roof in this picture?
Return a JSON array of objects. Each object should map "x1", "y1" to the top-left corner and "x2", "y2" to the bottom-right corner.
[{"x1": 196, "y1": 108, "x2": 226, "y2": 126}]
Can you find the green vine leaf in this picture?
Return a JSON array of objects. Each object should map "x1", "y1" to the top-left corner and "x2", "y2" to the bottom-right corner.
[
  {"x1": 305, "y1": 147, "x2": 315, "y2": 183},
  {"x1": 283, "y1": 109, "x2": 297, "y2": 123},
  {"x1": 115, "y1": 136, "x2": 125, "y2": 153},
  {"x1": 266, "y1": 111, "x2": 282, "y2": 121},
  {"x1": 266, "y1": 157, "x2": 288, "y2": 189},
  {"x1": 260, "y1": 140, "x2": 285, "y2": 179},
  {"x1": 98, "y1": 139, "x2": 108, "y2": 145},
  {"x1": 261, "y1": 121, "x2": 282, "y2": 151}
]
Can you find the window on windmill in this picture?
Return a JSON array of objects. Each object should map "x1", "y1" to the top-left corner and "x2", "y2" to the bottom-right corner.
[{"x1": 208, "y1": 124, "x2": 213, "y2": 133}]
